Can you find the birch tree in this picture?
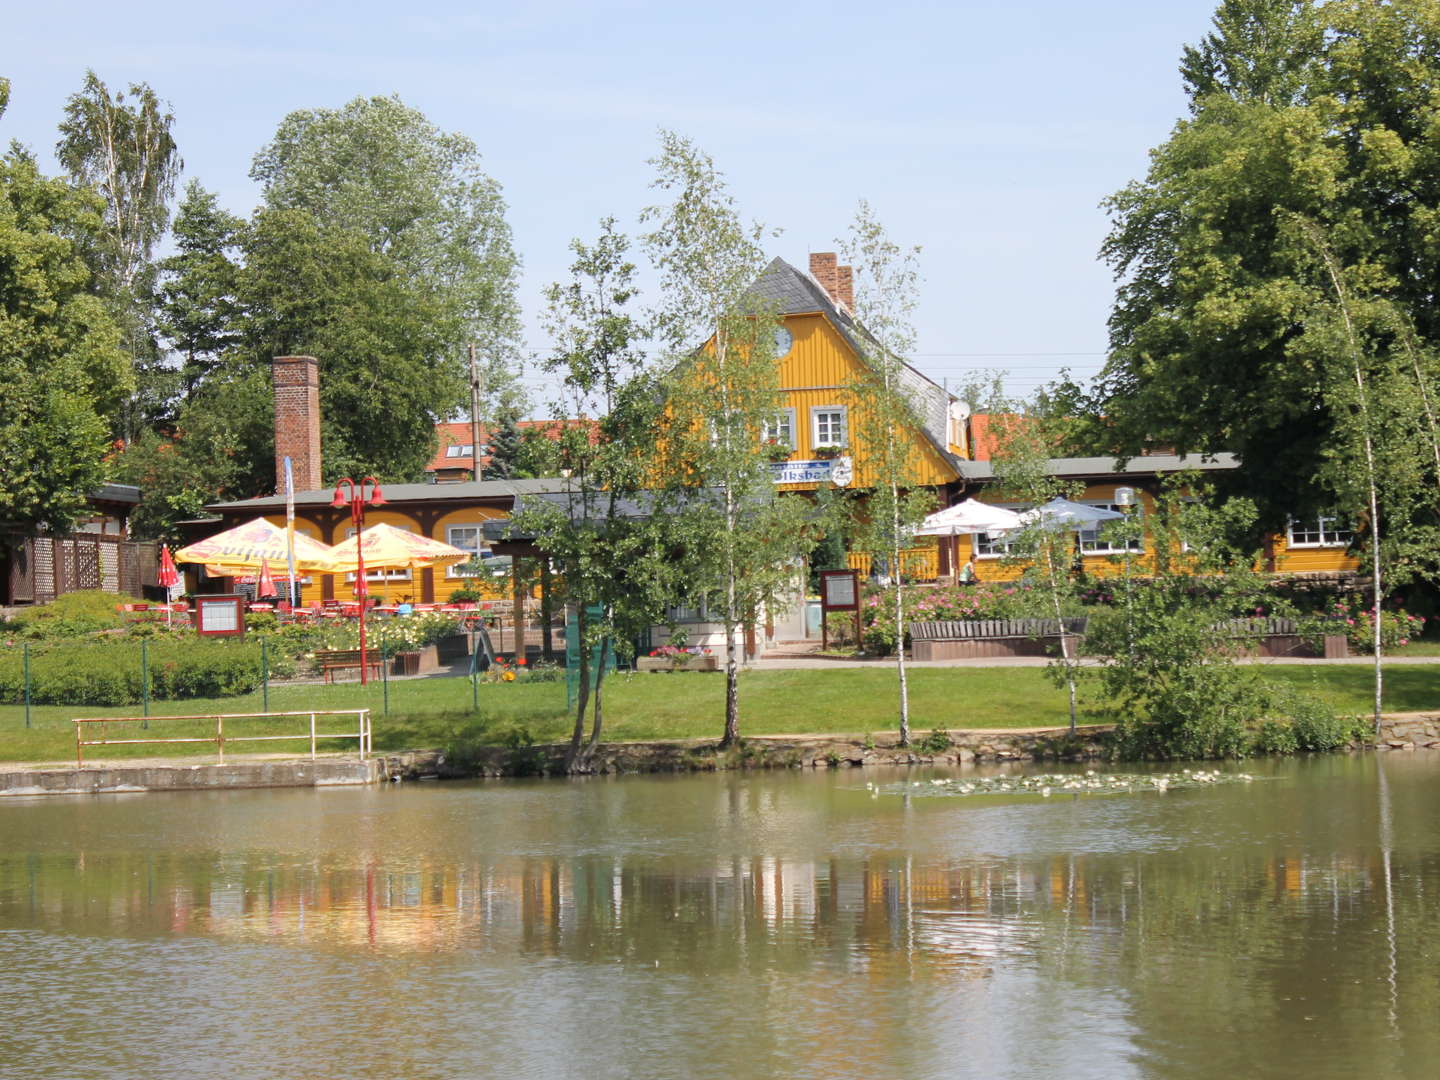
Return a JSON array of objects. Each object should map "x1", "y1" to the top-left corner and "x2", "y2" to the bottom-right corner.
[
  {"x1": 839, "y1": 201, "x2": 933, "y2": 746},
  {"x1": 56, "y1": 71, "x2": 181, "y2": 437},
  {"x1": 518, "y1": 219, "x2": 674, "y2": 773},
  {"x1": 642, "y1": 131, "x2": 814, "y2": 747}
]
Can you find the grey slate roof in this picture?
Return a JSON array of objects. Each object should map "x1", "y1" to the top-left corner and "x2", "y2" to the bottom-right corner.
[
  {"x1": 956, "y1": 454, "x2": 1241, "y2": 482},
  {"x1": 207, "y1": 477, "x2": 568, "y2": 512},
  {"x1": 746, "y1": 258, "x2": 960, "y2": 473},
  {"x1": 92, "y1": 483, "x2": 141, "y2": 505}
]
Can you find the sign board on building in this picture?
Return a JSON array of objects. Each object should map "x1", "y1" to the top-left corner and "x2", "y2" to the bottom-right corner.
[
  {"x1": 771, "y1": 457, "x2": 853, "y2": 487},
  {"x1": 195, "y1": 594, "x2": 245, "y2": 637}
]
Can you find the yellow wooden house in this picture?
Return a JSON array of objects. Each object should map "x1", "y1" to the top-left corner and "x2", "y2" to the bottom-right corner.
[
  {"x1": 746, "y1": 253, "x2": 971, "y2": 578},
  {"x1": 946, "y1": 455, "x2": 1362, "y2": 583}
]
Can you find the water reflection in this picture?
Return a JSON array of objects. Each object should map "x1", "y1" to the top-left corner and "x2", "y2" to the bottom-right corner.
[{"x1": 2, "y1": 756, "x2": 1439, "y2": 1079}]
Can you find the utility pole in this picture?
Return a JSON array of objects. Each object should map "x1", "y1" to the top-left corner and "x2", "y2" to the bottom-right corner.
[{"x1": 469, "y1": 343, "x2": 484, "y2": 482}]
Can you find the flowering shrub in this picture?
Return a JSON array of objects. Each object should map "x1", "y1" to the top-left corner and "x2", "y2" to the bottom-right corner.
[
  {"x1": 860, "y1": 581, "x2": 1058, "y2": 654},
  {"x1": 648, "y1": 645, "x2": 713, "y2": 667},
  {"x1": 1328, "y1": 596, "x2": 1425, "y2": 653}
]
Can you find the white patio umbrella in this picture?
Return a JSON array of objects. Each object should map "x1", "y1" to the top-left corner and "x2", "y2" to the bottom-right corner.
[
  {"x1": 915, "y1": 498, "x2": 1024, "y2": 536},
  {"x1": 1018, "y1": 497, "x2": 1124, "y2": 530}
]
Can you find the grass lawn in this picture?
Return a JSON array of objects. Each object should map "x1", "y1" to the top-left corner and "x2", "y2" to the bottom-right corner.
[{"x1": 1, "y1": 663, "x2": 1435, "y2": 765}]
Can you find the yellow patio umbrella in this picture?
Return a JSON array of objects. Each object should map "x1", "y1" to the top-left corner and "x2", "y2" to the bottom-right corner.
[
  {"x1": 327, "y1": 523, "x2": 472, "y2": 604},
  {"x1": 175, "y1": 517, "x2": 339, "y2": 572},
  {"x1": 327, "y1": 522, "x2": 471, "y2": 573}
]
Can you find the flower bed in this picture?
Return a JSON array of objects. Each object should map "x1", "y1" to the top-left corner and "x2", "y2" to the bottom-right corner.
[{"x1": 638, "y1": 646, "x2": 717, "y2": 672}]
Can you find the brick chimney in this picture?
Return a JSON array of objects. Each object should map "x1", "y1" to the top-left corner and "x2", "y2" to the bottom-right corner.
[
  {"x1": 272, "y1": 355, "x2": 321, "y2": 493},
  {"x1": 809, "y1": 252, "x2": 854, "y2": 310}
]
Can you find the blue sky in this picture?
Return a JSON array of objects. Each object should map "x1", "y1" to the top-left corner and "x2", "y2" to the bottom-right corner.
[{"x1": 5, "y1": 0, "x2": 1221, "y2": 408}]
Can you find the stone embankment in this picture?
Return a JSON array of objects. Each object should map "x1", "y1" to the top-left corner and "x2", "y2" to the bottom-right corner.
[
  {"x1": 5, "y1": 715, "x2": 1437, "y2": 795},
  {"x1": 1374, "y1": 713, "x2": 1440, "y2": 750},
  {"x1": 378, "y1": 727, "x2": 1116, "y2": 780},
  {"x1": 0, "y1": 757, "x2": 380, "y2": 797}
]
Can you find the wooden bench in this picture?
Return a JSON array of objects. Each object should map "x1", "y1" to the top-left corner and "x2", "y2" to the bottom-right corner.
[
  {"x1": 909, "y1": 618, "x2": 1088, "y2": 660},
  {"x1": 315, "y1": 649, "x2": 386, "y2": 683}
]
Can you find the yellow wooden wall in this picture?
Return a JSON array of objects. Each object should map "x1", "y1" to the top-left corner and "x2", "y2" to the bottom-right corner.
[
  {"x1": 1269, "y1": 532, "x2": 1361, "y2": 574},
  {"x1": 946, "y1": 484, "x2": 1360, "y2": 583},
  {"x1": 772, "y1": 313, "x2": 961, "y2": 492}
]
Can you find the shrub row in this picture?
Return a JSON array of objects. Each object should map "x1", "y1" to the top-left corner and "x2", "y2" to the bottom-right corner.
[{"x1": 0, "y1": 640, "x2": 267, "y2": 706}]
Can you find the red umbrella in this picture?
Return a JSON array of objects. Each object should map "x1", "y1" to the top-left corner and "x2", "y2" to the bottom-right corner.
[
  {"x1": 158, "y1": 545, "x2": 181, "y2": 625},
  {"x1": 256, "y1": 558, "x2": 278, "y2": 600},
  {"x1": 157, "y1": 545, "x2": 180, "y2": 589}
]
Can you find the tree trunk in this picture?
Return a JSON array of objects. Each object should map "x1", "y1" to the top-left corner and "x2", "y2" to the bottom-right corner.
[
  {"x1": 1044, "y1": 541, "x2": 1079, "y2": 734},
  {"x1": 587, "y1": 633, "x2": 610, "y2": 755},
  {"x1": 565, "y1": 604, "x2": 591, "y2": 773},
  {"x1": 892, "y1": 484, "x2": 910, "y2": 746},
  {"x1": 721, "y1": 478, "x2": 741, "y2": 748},
  {"x1": 540, "y1": 561, "x2": 555, "y2": 663},
  {"x1": 722, "y1": 574, "x2": 740, "y2": 747}
]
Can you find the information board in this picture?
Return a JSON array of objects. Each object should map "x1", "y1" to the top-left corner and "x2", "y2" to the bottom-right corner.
[
  {"x1": 820, "y1": 570, "x2": 859, "y2": 611},
  {"x1": 195, "y1": 594, "x2": 245, "y2": 637},
  {"x1": 819, "y1": 570, "x2": 861, "y2": 652}
]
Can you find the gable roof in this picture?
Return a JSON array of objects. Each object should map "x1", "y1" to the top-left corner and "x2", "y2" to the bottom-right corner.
[{"x1": 745, "y1": 257, "x2": 961, "y2": 473}]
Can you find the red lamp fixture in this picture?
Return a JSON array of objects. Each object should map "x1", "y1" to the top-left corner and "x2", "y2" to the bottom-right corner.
[{"x1": 332, "y1": 477, "x2": 385, "y2": 684}]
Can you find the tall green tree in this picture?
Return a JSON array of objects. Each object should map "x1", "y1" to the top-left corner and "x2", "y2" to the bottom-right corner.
[
  {"x1": 839, "y1": 201, "x2": 933, "y2": 746},
  {"x1": 238, "y1": 207, "x2": 456, "y2": 482},
  {"x1": 155, "y1": 180, "x2": 245, "y2": 398},
  {"x1": 250, "y1": 93, "x2": 523, "y2": 440},
  {"x1": 56, "y1": 70, "x2": 181, "y2": 438},
  {"x1": 1094, "y1": 0, "x2": 1440, "y2": 530},
  {"x1": 518, "y1": 219, "x2": 672, "y2": 772},
  {"x1": 486, "y1": 411, "x2": 524, "y2": 480},
  {"x1": 642, "y1": 131, "x2": 815, "y2": 747},
  {"x1": 0, "y1": 143, "x2": 131, "y2": 531}
]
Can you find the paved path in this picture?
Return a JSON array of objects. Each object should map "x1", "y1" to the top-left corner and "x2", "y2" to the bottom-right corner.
[{"x1": 746, "y1": 653, "x2": 1440, "y2": 670}]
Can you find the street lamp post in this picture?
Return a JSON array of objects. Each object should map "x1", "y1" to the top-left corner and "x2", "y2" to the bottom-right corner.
[{"x1": 333, "y1": 477, "x2": 386, "y2": 685}]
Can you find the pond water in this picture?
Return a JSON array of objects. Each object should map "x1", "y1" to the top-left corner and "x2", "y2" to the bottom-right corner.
[{"x1": 2, "y1": 754, "x2": 1438, "y2": 1079}]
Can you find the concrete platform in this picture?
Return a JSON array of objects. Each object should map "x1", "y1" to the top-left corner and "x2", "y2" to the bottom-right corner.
[{"x1": 0, "y1": 756, "x2": 381, "y2": 797}]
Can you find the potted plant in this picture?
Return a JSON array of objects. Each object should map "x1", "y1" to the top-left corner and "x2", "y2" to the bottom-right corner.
[
  {"x1": 763, "y1": 440, "x2": 793, "y2": 463},
  {"x1": 813, "y1": 445, "x2": 848, "y2": 460}
]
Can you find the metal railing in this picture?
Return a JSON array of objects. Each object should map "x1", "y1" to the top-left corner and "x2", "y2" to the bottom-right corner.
[{"x1": 71, "y1": 709, "x2": 371, "y2": 766}]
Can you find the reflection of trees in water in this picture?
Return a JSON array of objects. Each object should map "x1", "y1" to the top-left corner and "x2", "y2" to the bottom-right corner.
[{"x1": 4, "y1": 835, "x2": 1440, "y2": 1074}]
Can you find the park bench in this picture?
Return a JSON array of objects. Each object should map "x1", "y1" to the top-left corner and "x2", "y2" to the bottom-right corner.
[
  {"x1": 908, "y1": 618, "x2": 1089, "y2": 660},
  {"x1": 315, "y1": 648, "x2": 387, "y2": 683},
  {"x1": 1214, "y1": 616, "x2": 1349, "y2": 658},
  {"x1": 909, "y1": 615, "x2": 1348, "y2": 661}
]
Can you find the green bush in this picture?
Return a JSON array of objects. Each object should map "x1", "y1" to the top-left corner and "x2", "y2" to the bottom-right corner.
[
  {"x1": 0, "y1": 639, "x2": 268, "y2": 706},
  {"x1": 5, "y1": 590, "x2": 141, "y2": 639},
  {"x1": 916, "y1": 729, "x2": 953, "y2": 753}
]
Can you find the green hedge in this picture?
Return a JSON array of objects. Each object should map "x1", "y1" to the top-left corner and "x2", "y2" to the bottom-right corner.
[{"x1": 0, "y1": 639, "x2": 267, "y2": 706}]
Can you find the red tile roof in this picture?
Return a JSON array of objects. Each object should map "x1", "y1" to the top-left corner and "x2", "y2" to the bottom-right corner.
[{"x1": 427, "y1": 419, "x2": 597, "y2": 475}]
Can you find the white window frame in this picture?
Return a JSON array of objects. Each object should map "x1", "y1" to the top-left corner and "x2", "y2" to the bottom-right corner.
[
  {"x1": 667, "y1": 600, "x2": 714, "y2": 623},
  {"x1": 762, "y1": 408, "x2": 797, "y2": 450},
  {"x1": 810, "y1": 405, "x2": 848, "y2": 449},
  {"x1": 972, "y1": 503, "x2": 1027, "y2": 559},
  {"x1": 445, "y1": 444, "x2": 473, "y2": 458},
  {"x1": 445, "y1": 524, "x2": 491, "y2": 578},
  {"x1": 1078, "y1": 503, "x2": 1144, "y2": 555},
  {"x1": 345, "y1": 525, "x2": 412, "y2": 582},
  {"x1": 1287, "y1": 515, "x2": 1353, "y2": 548}
]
